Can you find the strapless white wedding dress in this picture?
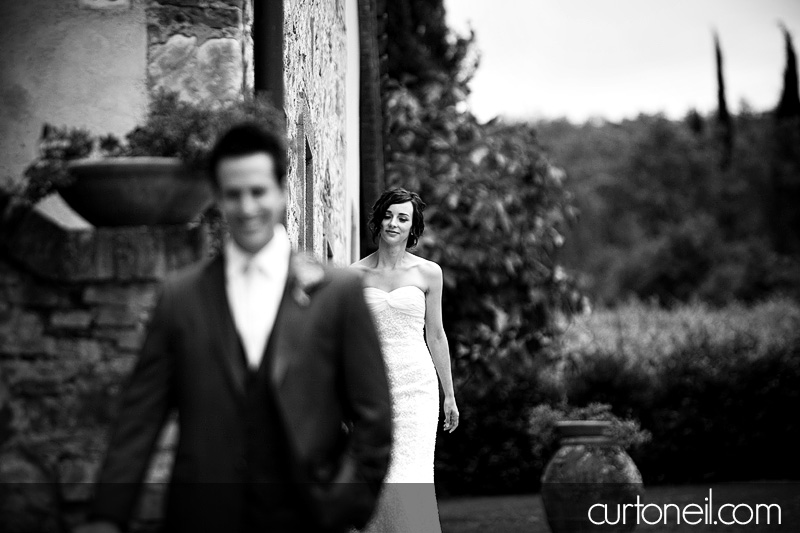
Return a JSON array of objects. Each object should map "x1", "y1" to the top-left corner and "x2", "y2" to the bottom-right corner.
[{"x1": 363, "y1": 286, "x2": 442, "y2": 532}]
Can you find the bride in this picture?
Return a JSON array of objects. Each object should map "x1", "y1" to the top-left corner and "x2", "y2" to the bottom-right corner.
[{"x1": 351, "y1": 188, "x2": 459, "y2": 532}]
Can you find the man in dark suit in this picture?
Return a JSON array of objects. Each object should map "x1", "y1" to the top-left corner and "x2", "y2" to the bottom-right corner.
[{"x1": 78, "y1": 123, "x2": 392, "y2": 533}]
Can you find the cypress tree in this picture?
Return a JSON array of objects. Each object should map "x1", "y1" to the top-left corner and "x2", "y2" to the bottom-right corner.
[
  {"x1": 775, "y1": 24, "x2": 800, "y2": 120},
  {"x1": 384, "y1": 0, "x2": 474, "y2": 89},
  {"x1": 714, "y1": 31, "x2": 733, "y2": 168},
  {"x1": 770, "y1": 24, "x2": 800, "y2": 254}
]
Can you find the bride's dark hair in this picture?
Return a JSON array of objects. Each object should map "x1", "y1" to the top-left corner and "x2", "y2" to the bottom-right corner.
[{"x1": 369, "y1": 188, "x2": 426, "y2": 248}]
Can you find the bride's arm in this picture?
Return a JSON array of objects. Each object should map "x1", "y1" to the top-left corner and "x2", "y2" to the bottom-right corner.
[{"x1": 423, "y1": 261, "x2": 459, "y2": 433}]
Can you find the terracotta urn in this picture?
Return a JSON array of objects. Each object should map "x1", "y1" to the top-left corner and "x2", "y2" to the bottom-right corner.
[
  {"x1": 60, "y1": 157, "x2": 213, "y2": 226},
  {"x1": 541, "y1": 420, "x2": 643, "y2": 533}
]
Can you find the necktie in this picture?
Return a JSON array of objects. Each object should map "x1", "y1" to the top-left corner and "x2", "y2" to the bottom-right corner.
[{"x1": 242, "y1": 260, "x2": 263, "y2": 368}]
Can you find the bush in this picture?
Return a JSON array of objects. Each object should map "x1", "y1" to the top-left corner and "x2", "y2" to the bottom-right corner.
[
  {"x1": 435, "y1": 355, "x2": 559, "y2": 496},
  {"x1": 384, "y1": 84, "x2": 586, "y2": 498},
  {"x1": 559, "y1": 298, "x2": 800, "y2": 483}
]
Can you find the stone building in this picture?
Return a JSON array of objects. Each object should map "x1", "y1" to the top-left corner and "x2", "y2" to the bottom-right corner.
[
  {"x1": 0, "y1": 0, "x2": 386, "y2": 263},
  {"x1": 0, "y1": 0, "x2": 386, "y2": 529}
]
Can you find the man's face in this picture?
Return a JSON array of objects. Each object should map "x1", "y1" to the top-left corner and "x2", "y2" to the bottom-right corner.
[{"x1": 216, "y1": 153, "x2": 286, "y2": 254}]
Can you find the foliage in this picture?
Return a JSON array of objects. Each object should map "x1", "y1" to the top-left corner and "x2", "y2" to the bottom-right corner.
[
  {"x1": 383, "y1": 0, "x2": 584, "y2": 372},
  {"x1": 384, "y1": 0, "x2": 477, "y2": 89},
  {"x1": 536, "y1": 111, "x2": 800, "y2": 306},
  {"x1": 20, "y1": 91, "x2": 284, "y2": 204},
  {"x1": 558, "y1": 298, "x2": 800, "y2": 483},
  {"x1": 528, "y1": 402, "x2": 651, "y2": 463},
  {"x1": 536, "y1": 26, "x2": 799, "y2": 305},
  {"x1": 388, "y1": 98, "x2": 584, "y2": 357},
  {"x1": 21, "y1": 124, "x2": 95, "y2": 203},
  {"x1": 124, "y1": 91, "x2": 285, "y2": 170},
  {"x1": 768, "y1": 115, "x2": 800, "y2": 255},
  {"x1": 560, "y1": 297, "x2": 800, "y2": 359},
  {"x1": 434, "y1": 351, "x2": 563, "y2": 496}
]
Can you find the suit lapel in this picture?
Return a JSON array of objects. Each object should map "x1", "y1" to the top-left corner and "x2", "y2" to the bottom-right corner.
[
  {"x1": 201, "y1": 255, "x2": 247, "y2": 399},
  {"x1": 270, "y1": 254, "x2": 300, "y2": 388}
]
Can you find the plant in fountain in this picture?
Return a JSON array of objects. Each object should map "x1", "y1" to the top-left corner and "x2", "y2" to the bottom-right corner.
[
  {"x1": 22, "y1": 125, "x2": 96, "y2": 203},
  {"x1": 528, "y1": 402, "x2": 651, "y2": 473},
  {"x1": 22, "y1": 90, "x2": 285, "y2": 205}
]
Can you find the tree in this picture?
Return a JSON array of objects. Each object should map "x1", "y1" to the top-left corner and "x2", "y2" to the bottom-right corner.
[
  {"x1": 714, "y1": 31, "x2": 733, "y2": 169},
  {"x1": 381, "y1": 0, "x2": 583, "y2": 494},
  {"x1": 539, "y1": 112, "x2": 800, "y2": 306},
  {"x1": 776, "y1": 24, "x2": 800, "y2": 121},
  {"x1": 384, "y1": 0, "x2": 475, "y2": 89},
  {"x1": 769, "y1": 24, "x2": 800, "y2": 255}
]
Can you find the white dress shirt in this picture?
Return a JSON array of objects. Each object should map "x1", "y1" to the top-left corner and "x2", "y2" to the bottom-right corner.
[{"x1": 224, "y1": 224, "x2": 291, "y2": 369}]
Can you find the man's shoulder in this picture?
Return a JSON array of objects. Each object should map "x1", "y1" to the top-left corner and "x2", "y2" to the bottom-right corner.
[
  {"x1": 161, "y1": 255, "x2": 218, "y2": 294},
  {"x1": 289, "y1": 257, "x2": 362, "y2": 300},
  {"x1": 320, "y1": 263, "x2": 365, "y2": 292}
]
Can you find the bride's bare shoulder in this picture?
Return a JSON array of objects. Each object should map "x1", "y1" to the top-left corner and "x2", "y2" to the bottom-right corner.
[
  {"x1": 350, "y1": 253, "x2": 376, "y2": 272},
  {"x1": 407, "y1": 253, "x2": 442, "y2": 278}
]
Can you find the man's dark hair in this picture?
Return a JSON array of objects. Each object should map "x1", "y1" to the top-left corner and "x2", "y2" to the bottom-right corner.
[
  {"x1": 369, "y1": 188, "x2": 426, "y2": 248},
  {"x1": 207, "y1": 122, "x2": 288, "y2": 188}
]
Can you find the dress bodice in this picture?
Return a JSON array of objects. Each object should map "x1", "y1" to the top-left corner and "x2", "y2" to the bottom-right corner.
[{"x1": 363, "y1": 286, "x2": 426, "y2": 348}]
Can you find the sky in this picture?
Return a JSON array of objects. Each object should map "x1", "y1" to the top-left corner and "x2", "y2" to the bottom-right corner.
[{"x1": 444, "y1": 0, "x2": 800, "y2": 123}]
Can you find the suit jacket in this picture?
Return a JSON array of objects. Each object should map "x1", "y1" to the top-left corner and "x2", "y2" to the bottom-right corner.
[{"x1": 91, "y1": 253, "x2": 392, "y2": 532}]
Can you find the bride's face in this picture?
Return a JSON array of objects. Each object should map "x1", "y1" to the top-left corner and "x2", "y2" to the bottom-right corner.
[{"x1": 381, "y1": 201, "x2": 414, "y2": 246}]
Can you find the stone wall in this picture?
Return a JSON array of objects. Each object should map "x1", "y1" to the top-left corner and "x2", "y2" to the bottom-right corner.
[
  {"x1": 284, "y1": 0, "x2": 349, "y2": 263},
  {"x1": 143, "y1": 0, "x2": 354, "y2": 264},
  {"x1": 0, "y1": 200, "x2": 205, "y2": 532},
  {"x1": 147, "y1": 0, "x2": 251, "y2": 104}
]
